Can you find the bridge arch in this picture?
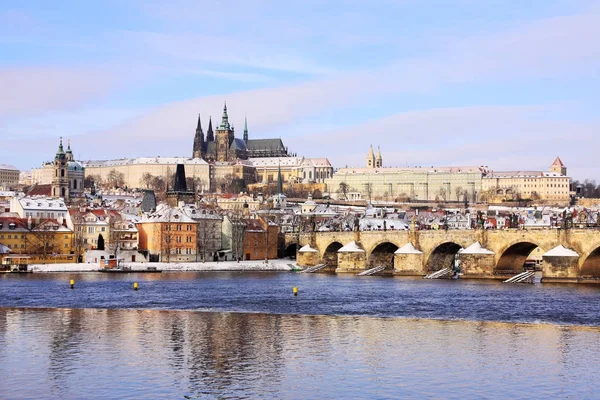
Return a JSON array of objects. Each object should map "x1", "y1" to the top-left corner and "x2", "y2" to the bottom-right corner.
[
  {"x1": 284, "y1": 243, "x2": 297, "y2": 259},
  {"x1": 580, "y1": 246, "x2": 600, "y2": 279},
  {"x1": 322, "y1": 241, "x2": 343, "y2": 271},
  {"x1": 495, "y1": 241, "x2": 543, "y2": 275},
  {"x1": 425, "y1": 242, "x2": 462, "y2": 272},
  {"x1": 368, "y1": 242, "x2": 399, "y2": 270}
]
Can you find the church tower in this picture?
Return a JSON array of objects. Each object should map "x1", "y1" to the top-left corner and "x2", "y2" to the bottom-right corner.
[
  {"x1": 375, "y1": 146, "x2": 383, "y2": 168},
  {"x1": 51, "y1": 137, "x2": 69, "y2": 201},
  {"x1": 243, "y1": 116, "x2": 249, "y2": 142},
  {"x1": 550, "y1": 156, "x2": 567, "y2": 176},
  {"x1": 366, "y1": 145, "x2": 375, "y2": 168},
  {"x1": 215, "y1": 102, "x2": 235, "y2": 161},
  {"x1": 192, "y1": 114, "x2": 205, "y2": 159}
]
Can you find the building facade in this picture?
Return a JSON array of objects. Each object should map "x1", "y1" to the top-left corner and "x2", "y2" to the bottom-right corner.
[
  {"x1": 242, "y1": 217, "x2": 279, "y2": 260},
  {"x1": 137, "y1": 204, "x2": 198, "y2": 262},
  {"x1": 251, "y1": 156, "x2": 333, "y2": 184},
  {"x1": 83, "y1": 157, "x2": 210, "y2": 192},
  {"x1": 481, "y1": 157, "x2": 571, "y2": 204},
  {"x1": 325, "y1": 147, "x2": 485, "y2": 202},
  {"x1": 0, "y1": 216, "x2": 75, "y2": 264},
  {"x1": 0, "y1": 164, "x2": 19, "y2": 189}
]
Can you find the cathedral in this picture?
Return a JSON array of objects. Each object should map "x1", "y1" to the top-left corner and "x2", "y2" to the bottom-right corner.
[{"x1": 192, "y1": 103, "x2": 289, "y2": 162}]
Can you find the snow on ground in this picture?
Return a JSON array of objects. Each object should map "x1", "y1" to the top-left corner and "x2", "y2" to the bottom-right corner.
[{"x1": 28, "y1": 259, "x2": 298, "y2": 273}]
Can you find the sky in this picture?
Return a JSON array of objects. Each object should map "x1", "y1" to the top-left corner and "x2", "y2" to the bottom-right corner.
[{"x1": 1, "y1": 0, "x2": 600, "y2": 181}]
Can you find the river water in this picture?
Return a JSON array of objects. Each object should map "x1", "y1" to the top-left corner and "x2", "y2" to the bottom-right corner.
[{"x1": 1, "y1": 272, "x2": 599, "y2": 399}]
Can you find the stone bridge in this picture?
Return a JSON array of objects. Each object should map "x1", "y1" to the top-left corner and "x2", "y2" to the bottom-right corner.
[{"x1": 283, "y1": 229, "x2": 600, "y2": 283}]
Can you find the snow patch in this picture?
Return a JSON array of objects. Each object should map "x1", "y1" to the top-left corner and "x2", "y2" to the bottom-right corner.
[
  {"x1": 394, "y1": 243, "x2": 422, "y2": 254},
  {"x1": 542, "y1": 245, "x2": 580, "y2": 258}
]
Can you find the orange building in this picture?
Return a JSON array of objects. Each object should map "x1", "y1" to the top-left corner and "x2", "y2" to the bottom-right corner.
[
  {"x1": 137, "y1": 204, "x2": 198, "y2": 262},
  {"x1": 242, "y1": 217, "x2": 279, "y2": 261}
]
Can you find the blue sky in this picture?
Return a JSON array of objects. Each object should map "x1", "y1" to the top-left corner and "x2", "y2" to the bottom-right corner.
[{"x1": 1, "y1": 0, "x2": 600, "y2": 180}]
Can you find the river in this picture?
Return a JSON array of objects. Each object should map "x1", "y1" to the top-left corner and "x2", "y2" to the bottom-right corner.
[{"x1": 1, "y1": 272, "x2": 599, "y2": 399}]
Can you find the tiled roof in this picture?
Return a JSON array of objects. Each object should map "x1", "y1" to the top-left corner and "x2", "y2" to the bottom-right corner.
[{"x1": 27, "y1": 184, "x2": 52, "y2": 197}]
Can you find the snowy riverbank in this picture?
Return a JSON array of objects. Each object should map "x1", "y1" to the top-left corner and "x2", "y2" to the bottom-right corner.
[{"x1": 28, "y1": 259, "x2": 299, "y2": 273}]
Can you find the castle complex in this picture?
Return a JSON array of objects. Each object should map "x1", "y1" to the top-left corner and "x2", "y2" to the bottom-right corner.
[
  {"x1": 324, "y1": 147, "x2": 571, "y2": 204},
  {"x1": 26, "y1": 107, "x2": 570, "y2": 206}
]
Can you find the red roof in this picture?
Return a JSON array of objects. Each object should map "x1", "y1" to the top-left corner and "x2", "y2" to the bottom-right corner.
[
  {"x1": 27, "y1": 184, "x2": 52, "y2": 196},
  {"x1": 551, "y1": 157, "x2": 565, "y2": 167}
]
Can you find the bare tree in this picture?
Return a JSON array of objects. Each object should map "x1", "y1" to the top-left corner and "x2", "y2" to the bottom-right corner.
[
  {"x1": 140, "y1": 173, "x2": 154, "y2": 189},
  {"x1": 26, "y1": 219, "x2": 61, "y2": 264},
  {"x1": 455, "y1": 186, "x2": 463, "y2": 201},
  {"x1": 106, "y1": 169, "x2": 125, "y2": 189},
  {"x1": 363, "y1": 182, "x2": 373, "y2": 203},
  {"x1": 337, "y1": 182, "x2": 349, "y2": 200},
  {"x1": 438, "y1": 188, "x2": 447, "y2": 202}
]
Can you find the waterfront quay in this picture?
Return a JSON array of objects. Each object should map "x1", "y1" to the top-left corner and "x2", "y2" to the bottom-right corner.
[{"x1": 288, "y1": 228, "x2": 600, "y2": 283}]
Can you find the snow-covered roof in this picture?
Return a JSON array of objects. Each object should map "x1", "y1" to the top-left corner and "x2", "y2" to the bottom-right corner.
[
  {"x1": 542, "y1": 245, "x2": 579, "y2": 257},
  {"x1": 83, "y1": 157, "x2": 208, "y2": 168},
  {"x1": 459, "y1": 242, "x2": 494, "y2": 255},
  {"x1": 394, "y1": 243, "x2": 422, "y2": 254},
  {"x1": 338, "y1": 241, "x2": 364, "y2": 253},
  {"x1": 19, "y1": 197, "x2": 67, "y2": 211},
  {"x1": 298, "y1": 244, "x2": 318, "y2": 253},
  {"x1": 250, "y1": 157, "x2": 304, "y2": 167},
  {"x1": 334, "y1": 166, "x2": 483, "y2": 175}
]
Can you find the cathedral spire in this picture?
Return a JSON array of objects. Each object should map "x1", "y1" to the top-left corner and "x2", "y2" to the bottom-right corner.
[
  {"x1": 206, "y1": 116, "x2": 214, "y2": 142},
  {"x1": 193, "y1": 113, "x2": 205, "y2": 159},
  {"x1": 220, "y1": 101, "x2": 230, "y2": 129},
  {"x1": 243, "y1": 116, "x2": 248, "y2": 142}
]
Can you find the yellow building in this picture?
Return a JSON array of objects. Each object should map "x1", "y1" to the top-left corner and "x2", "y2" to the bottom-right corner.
[
  {"x1": 0, "y1": 217, "x2": 75, "y2": 264},
  {"x1": 251, "y1": 156, "x2": 333, "y2": 184},
  {"x1": 482, "y1": 157, "x2": 571, "y2": 204},
  {"x1": 137, "y1": 204, "x2": 198, "y2": 262}
]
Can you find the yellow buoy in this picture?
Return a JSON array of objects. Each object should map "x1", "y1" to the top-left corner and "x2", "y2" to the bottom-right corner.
[
  {"x1": 293, "y1": 287, "x2": 298, "y2": 296},
  {"x1": 133, "y1": 282, "x2": 139, "y2": 291},
  {"x1": 70, "y1": 279, "x2": 75, "y2": 289}
]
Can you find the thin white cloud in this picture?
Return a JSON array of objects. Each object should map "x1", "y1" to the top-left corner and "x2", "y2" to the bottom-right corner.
[{"x1": 0, "y1": 67, "x2": 124, "y2": 119}]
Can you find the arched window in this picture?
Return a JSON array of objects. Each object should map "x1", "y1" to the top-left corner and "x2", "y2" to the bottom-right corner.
[{"x1": 61, "y1": 169, "x2": 65, "y2": 177}]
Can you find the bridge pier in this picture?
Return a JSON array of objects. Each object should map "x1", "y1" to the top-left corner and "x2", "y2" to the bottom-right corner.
[
  {"x1": 297, "y1": 245, "x2": 319, "y2": 267},
  {"x1": 335, "y1": 241, "x2": 366, "y2": 274},
  {"x1": 458, "y1": 253, "x2": 496, "y2": 279},
  {"x1": 393, "y1": 243, "x2": 424, "y2": 276},
  {"x1": 542, "y1": 246, "x2": 580, "y2": 283}
]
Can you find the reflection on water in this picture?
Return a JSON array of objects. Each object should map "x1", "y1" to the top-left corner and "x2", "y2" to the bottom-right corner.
[{"x1": 1, "y1": 308, "x2": 599, "y2": 399}]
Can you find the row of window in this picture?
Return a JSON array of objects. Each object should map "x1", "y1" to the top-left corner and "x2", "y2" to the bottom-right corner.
[
  {"x1": 165, "y1": 224, "x2": 194, "y2": 231},
  {"x1": 0, "y1": 234, "x2": 69, "y2": 239},
  {"x1": 174, "y1": 248, "x2": 193, "y2": 254}
]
